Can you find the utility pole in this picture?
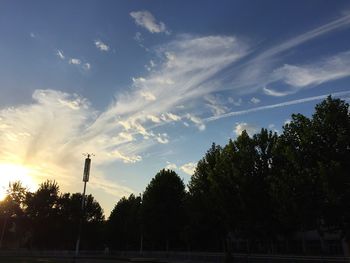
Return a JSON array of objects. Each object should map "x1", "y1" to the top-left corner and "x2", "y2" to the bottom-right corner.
[{"x1": 75, "y1": 153, "x2": 93, "y2": 257}]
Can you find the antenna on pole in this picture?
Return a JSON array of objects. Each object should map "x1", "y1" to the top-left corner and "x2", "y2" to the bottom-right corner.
[
  {"x1": 75, "y1": 153, "x2": 95, "y2": 258},
  {"x1": 82, "y1": 153, "x2": 94, "y2": 182}
]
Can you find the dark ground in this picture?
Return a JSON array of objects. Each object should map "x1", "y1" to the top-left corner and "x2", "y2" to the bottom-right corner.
[{"x1": 0, "y1": 257, "x2": 129, "y2": 263}]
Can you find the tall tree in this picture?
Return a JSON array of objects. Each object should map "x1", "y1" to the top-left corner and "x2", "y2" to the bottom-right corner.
[
  {"x1": 0, "y1": 181, "x2": 27, "y2": 248},
  {"x1": 25, "y1": 180, "x2": 60, "y2": 249},
  {"x1": 142, "y1": 169, "x2": 186, "y2": 251},
  {"x1": 187, "y1": 143, "x2": 224, "y2": 251},
  {"x1": 311, "y1": 97, "x2": 350, "y2": 239},
  {"x1": 108, "y1": 194, "x2": 141, "y2": 250}
]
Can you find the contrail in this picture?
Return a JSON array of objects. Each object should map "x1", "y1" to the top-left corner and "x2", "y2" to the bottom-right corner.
[{"x1": 205, "y1": 90, "x2": 350, "y2": 122}]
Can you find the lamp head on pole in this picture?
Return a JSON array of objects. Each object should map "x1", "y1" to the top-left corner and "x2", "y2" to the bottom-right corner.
[{"x1": 82, "y1": 153, "x2": 94, "y2": 182}]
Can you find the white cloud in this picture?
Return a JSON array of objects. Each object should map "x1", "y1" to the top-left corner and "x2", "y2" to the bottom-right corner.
[
  {"x1": 156, "y1": 133, "x2": 169, "y2": 144},
  {"x1": 130, "y1": 10, "x2": 169, "y2": 34},
  {"x1": 118, "y1": 132, "x2": 134, "y2": 142},
  {"x1": 263, "y1": 87, "x2": 290, "y2": 97},
  {"x1": 205, "y1": 95, "x2": 229, "y2": 116},
  {"x1": 30, "y1": 32, "x2": 35, "y2": 38},
  {"x1": 234, "y1": 122, "x2": 258, "y2": 137},
  {"x1": 69, "y1": 58, "x2": 81, "y2": 65},
  {"x1": 109, "y1": 150, "x2": 141, "y2": 163},
  {"x1": 145, "y1": 60, "x2": 156, "y2": 71},
  {"x1": 147, "y1": 115, "x2": 161, "y2": 123},
  {"x1": 83, "y1": 63, "x2": 91, "y2": 71},
  {"x1": 186, "y1": 114, "x2": 206, "y2": 131},
  {"x1": 160, "y1": 113, "x2": 181, "y2": 122},
  {"x1": 165, "y1": 162, "x2": 177, "y2": 170},
  {"x1": 269, "y1": 51, "x2": 350, "y2": 90},
  {"x1": 180, "y1": 162, "x2": 197, "y2": 175},
  {"x1": 140, "y1": 91, "x2": 156, "y2": 101},
  {"x1": 164, "y1": 161, "x2": 197, "y2": 175},
  {"x1": 250, "y1": 97, "x2": 260, "y2": 104},
  {"x1": 56, "y1": 52, "x2": 90, "y2": 71},
  {"x1": 228, "y1": 97, "x2": 242, "y2": 106},
  {"x1": 95, "y1": 40, "x2": 110, "y2": 52},
  {"x1": 56, "y1": 50, "x2": 65, "y2": 60}
]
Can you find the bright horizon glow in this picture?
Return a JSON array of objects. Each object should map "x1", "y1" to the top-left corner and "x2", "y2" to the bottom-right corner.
[{"x1": 0, "y1": 163, "x2": 38, "y2": 200}]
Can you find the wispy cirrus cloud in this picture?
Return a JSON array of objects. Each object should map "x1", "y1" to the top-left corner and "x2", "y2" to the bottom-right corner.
[
  {"x1": 205, "y1": 94, "x2": 229, "y2": 116},
  {"x1": 258, "y1": 14, "x2": 350, "y2": 61},
  {"x1": 56, "y1": 50, "x2": 65, "y2": 60},
  {"x1": 206, "y1": 90, "x2": 350, "y2": 122},
  {"x1": 130, "y1": 10, "x2": 170, "y2": 34},
  {"x1": 95, "y1": 40, "x2": 110, "y2": 52},
  {"x1": 225, "y1": 13, "x2": 350, "y2": 97},
  {"x1": 263, "y1": 87, "x2": 289, "y2": 97},
  {"x1": 263, "y1": 51, "x2": 350, "y2": 96}
]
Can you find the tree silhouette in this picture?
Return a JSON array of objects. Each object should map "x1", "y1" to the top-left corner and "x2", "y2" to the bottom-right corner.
[
  {"x1": 108, "y1": 194, "x2": 141, "y2": 250},
  {"x1": 142, "y1": 169, "x2": 186, "y2": 251}
]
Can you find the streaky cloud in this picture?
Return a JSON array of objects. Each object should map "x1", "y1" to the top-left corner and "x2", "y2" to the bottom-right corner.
[
  {"x1": 257, "y1": 13, "x2": 350, "y2": 60},
  {"x1": 225, "y1": 14, "x2": 350, "y2": 95},
  {"x1": 205, "y1": 90, "x2": 350, "y2": 122},
  {"x1": 263, "y1": 87, "x2": 291, "y2": 97},
  {"x1": 268, "y1": 51, "x2": 350, "y2": 90}
]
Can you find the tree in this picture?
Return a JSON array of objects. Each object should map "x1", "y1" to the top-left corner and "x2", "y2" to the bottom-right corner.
[
  {"x1": 187, "y1": 143, "x2": 224, "y2": 251},
  {"x1": 142, "y1": 169, "x2": 186, "y2": 251},
  {"x1": 311, "y1": 97, "x2": 350, "y2": 240},
  {"x1": 108, "y1": 194, "x2": 141, "y2": 250},
  {"x1": 0, "y1": 181, "x2": 27, "y2": 248},
  {"x1": 24, "y1": 180, "x2": 60, "y2": 249},
  {"x1": 57, "y1": 192, "x2": 105, "y2": 249}
]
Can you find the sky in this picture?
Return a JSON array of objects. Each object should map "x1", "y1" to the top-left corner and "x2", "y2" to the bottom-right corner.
[{"x1": 0, "y1": 0, "x2": 350, "y2": 216}]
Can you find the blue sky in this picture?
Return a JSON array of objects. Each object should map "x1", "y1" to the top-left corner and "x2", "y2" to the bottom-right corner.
[{"x1": 0, "y1": 0, "x2": 350, "y2": 215}]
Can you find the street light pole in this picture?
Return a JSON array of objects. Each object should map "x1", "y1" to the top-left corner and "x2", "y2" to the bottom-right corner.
[{"x1": 75, "y1": 153, "x2": 93, "y2": 257}]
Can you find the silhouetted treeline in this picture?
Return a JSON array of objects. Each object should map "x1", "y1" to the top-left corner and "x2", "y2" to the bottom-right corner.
[
  {"x1": 107, "y1": 96, "x2": 350, "y2": 254},
  {"x1": 0, "y1": 96, "x2": 349, "y2": 254},
  {"x1": 0, "y1": 180, "x2": 104, "y2": 249}
]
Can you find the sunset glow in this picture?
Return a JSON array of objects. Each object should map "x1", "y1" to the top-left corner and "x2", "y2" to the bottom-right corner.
[{"x1": 0, "y1": 163, "x2": 37, "y2": 200}]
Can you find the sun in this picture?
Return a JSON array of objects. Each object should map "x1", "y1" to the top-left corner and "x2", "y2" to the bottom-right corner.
[{"x1": 0, "y1": 163, "x2": 37, "y2": 200}]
